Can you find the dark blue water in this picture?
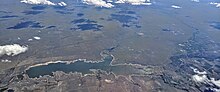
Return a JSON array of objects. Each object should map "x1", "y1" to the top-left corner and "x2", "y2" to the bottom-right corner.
[
  {"x1": 46, "y1": 25, "x2": 56, "y2": 29},
  {"x1": 210, "y1": 22, "x2": 220, "y2": 30},
  {"x1": 72, "y1": 19, "x2": 87, "y2": 24},
  {"x1": 53, "y1": 6, "x2": 66, "y2": 10},
  {"x1": 110, "y1": 14, "x2": 137, "y2": 23},
  {"x1": 109, "y1": 14, "x2": 141, "y2": 28},
  {"x1": 56, "y1": 11, "x2": 72, "y2": 14},
  {"x1": 71, "y1": 18, "x2": 102, "y2": 31},
  {"x1": 26, "y1": 53, "x2": 113, "y2": 78},
  {"x1": 7, "y1": 21, "x2": 44, "y2": 29},
  {"x1": 22, "y1": 11, "x2": 43, "y2": 15},
  {"x1": 0, "y1": 15, "x2": 18, "y2": 18},
  {"x1": 162, "y1": 29, "x2": 172, "y2": 32},
  {"x1": 75, "y1": 24, "x2": 103, "y2": 31},
  {"x1": 72, "y1": 19, "x2": 97, "y2": 24},
  {"x1": 118, "y1": 10, "x2": 136, "y2": 14},
  {"x1": 26, "y1": 52, "x2": 147, "y2": 78},
  {"x1": 77, "y1": 13, "x2": 84, "y2": 17},
  {"x1": 204, "y1": 88, "x2": 215, "y2": 92},
  {"x1": 135, "y1": 25, "x2": 141, "y2": 28},
  {"x1": 122, "y1": 24, "x2": 130, "y2": 27},
  {"x1": 31, "y1": 6, "x2": 47, "y2": 10}
]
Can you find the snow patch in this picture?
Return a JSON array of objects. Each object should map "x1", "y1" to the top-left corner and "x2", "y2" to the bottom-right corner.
[
  {"x1": 191, "y1": 67, "x2": 220, "y2": 91},
  {"x1": 171, "y1": 5, "x2": 182, "y2": 9},
  {"x1": 28, "y1": 39, "x2": 33, "y2": 41},
  {"x1": 33, "y1": 36, "x2": 41, "y2": 40},
  {"x1": 1, "y1": 59, "x2": 12, "y2": 63}
]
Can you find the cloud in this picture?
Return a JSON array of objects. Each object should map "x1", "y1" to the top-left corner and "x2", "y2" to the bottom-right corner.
[
  {"x1": 83, "y1": 0, "x2": 152, "y2": 8},
  {"x1": 20, "y1": 0, "x2": 67, "y2": 6},
  {"x1": 191, "y1": 0, "x2": 199, "y2": 2},
  {"x1": 0, "y1": 44, "x2": 28, "y2": 57},
  {"x1": 82, "y1": 0, "x2": 114, "y2": 8},
  {"x1": 18, "y1": 0, "x2": 154, "y2": 8},
  {"x1": 210, "y1": 2, "x2": 220, "y2": 8},
  {"x1": 58, "y1": 2, "x2": 67, "y2": 6},
  {"x1": 20, "y1": 0, "x2": 56, "y2": 5},
  {"x1": 115, "y1": 0, "x2": 151, "y2": 5}
]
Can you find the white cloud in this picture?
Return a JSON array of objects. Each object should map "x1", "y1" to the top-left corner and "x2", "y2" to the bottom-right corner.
[
  {"x1": 107, "y1": 0, "x2": 113, "y2": 3},
  {"x1": 83, "y1": 0, "x2": 114, "y2": 8},
  {"x1": 20, "y1": 0, "x2": 56, "y2": 5},
  {"x1": 115, "y1": 0, "x2": 151, "y2": 5},
  {"x1": 20, "y1": 0, "x2": 67, "y2": 6},
  {"x1": 83, "y1": 0, "x2": 152, "y2": 8},
  {"x1": 171, "y1": 5, "x2": 182, "y2": 9},
  {"x1": 0, "y1": 44, "x2": 28, "y2": 57},
  {"x1": 58, "y1": 2, "x2": 67, "y2": 6},
  {"x1": 191, "y1": 0, "x2": 199, "y2": 2},
  {"x1": 210, "y1": 2, "x2": 220, "y2": 8}
]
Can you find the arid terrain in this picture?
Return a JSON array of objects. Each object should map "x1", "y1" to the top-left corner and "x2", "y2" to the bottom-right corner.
[{"x1": 0, "y1": 0, "x2": 220, "y2": 92}]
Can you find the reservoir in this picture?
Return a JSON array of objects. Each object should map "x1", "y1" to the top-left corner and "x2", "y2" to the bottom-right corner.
[{"x1": 26, "y1": 52, "x2": 151, "y2": 78}]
